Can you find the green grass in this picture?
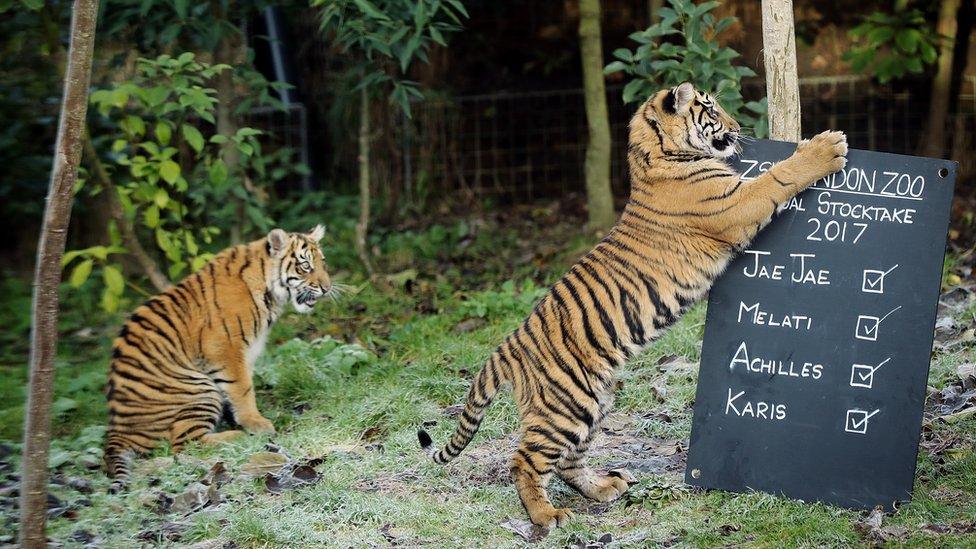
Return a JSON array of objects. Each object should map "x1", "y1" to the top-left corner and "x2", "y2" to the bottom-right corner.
[{"x1": 0, "y1": 222, "x2": 974, "y2": 547}]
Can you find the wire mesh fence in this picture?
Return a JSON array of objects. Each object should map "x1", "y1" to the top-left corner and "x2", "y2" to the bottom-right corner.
[
  {"x1": 395, "y1": 75, "x2": 975, "y2": 204},
  {"x1": 243, "y1": 103, "x2": 312, "y2": 192}
]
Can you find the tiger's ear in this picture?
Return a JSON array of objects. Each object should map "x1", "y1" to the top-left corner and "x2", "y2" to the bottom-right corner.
[
  {"x1": 665, "y1": 82, "x2": 695, "y2": 115},
  {"x1": 267, "y1": 229, "x2": 289, "y2": 258},
  {"x1": 308, "y1": 224, "x2": 325, "y2": 242}
]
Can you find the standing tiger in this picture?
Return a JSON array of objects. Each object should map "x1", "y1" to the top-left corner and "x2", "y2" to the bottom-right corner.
[
  {"x1": 105, "y1": 226, "x2": 334, "y2": 492},
  {"x1": 418, "y1": 82, "x2": 848, "y2": 528}
]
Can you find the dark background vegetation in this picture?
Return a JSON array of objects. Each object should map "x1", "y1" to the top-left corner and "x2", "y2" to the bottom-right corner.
[
  {"x1": 3, "y1": 0, "x2": 976, "y2": 276},
  {"x1": 2, "y1": 0, "x2": 976, "y2": 545}
]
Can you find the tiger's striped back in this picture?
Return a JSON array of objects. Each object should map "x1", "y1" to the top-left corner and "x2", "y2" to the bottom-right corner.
[
  {"x1": 418, "y1": 82, "x2": 848, "y2": 528},
  {"x1": 105, "y1": 227, "x2": 333, "y2": 492}
]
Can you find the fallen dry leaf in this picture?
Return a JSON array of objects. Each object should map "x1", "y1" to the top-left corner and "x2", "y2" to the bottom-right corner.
[
  {"x1": 453, "y1": 317, "x2": 487, "y2": 333},
  {"x1": 360, "y1": 426, "x2": 386, "y2": 442},
  {"x1": 656, "y1": 355, "x2": 697, "y2": 377},
  {"x1": 567, "y1": 533, "x2": 614, "y2": 548},
  {"x1": 645, "y1": 440, "x2": 683, "y2": 456},
  {"x1": 241, "y1": 452, "x2": 289, "y2": 477},
  {"x1": 167, "y1": 482, "x2": 212, "y2": 515},
  {"x1": 601, "y1": 413, "x2": 632, "y2": 433},
  {"x1": 854, "y1": 507, "x2": 908, "y2": 543},
  {"x1": 499, "y1": 518, "x2": 548, "y2": 542},
  {"x1": 264, "y1": 458, "x2": 323, "y2": 494},
  {"x1": 957, "y1": 363, "x2": 976, "y2": 389},
  {"x1": 137, "y1": 521, "x2": 189, "y2": 542}
]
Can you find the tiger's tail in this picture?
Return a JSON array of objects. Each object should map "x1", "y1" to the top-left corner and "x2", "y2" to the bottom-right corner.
[{"x1": 418, "y1": 354, "x2": 506, "y2": 464}]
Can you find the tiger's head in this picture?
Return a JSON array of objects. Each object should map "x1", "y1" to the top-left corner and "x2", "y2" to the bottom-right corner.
[
  {"x1": 266, "y1": 225, "x2": 334, "y2": 314},
  {"x1": 632, "y1": 82, "x2": 741, "y2": 159}
]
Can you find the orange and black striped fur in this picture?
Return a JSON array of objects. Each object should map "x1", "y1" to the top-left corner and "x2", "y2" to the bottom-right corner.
[
  {"x1": 418, "y1": 83, "x2": 848, "y2": 528},
  {"x1": 105, "y1": 227, "x2": 334, "y2": 492}
]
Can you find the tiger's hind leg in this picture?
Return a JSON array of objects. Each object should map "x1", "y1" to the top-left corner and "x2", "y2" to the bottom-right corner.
[
  {"x1": 105, "y1": 436, "x2": 137, "y2": 494},
  {"x1": 511, "y1": 428, "x2": 574, "y2": 528},
  {"x1": 169, "y1": 390, "x2": 224, "y2": 451},
  {"x1": 556, "y1": 437, "x2": 635, "y2": 502}
]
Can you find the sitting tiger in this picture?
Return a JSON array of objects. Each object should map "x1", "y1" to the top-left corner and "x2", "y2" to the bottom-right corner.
[
  {"x1": 105, "y1": 226, "x2": 334, "y2": 492},
  {"x1": 418, "y1": 82, "x2": 848, "y2": 528}
]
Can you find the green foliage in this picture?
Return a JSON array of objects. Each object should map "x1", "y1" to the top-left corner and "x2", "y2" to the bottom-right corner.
[
  {"x1": 378, "y1": 221, "x2": 470, "y2": 261},
  {"x1": 61, "y1": 241, "x2": 128, "y2": 312},
  {"x1": 74, "y1": 53, "x2": 306, "y2": 309},
  {"x1": 255, "y1": 337, "x2": 375, "y2": 403},
  {"x1": 843, "y1": 4, "x2": 942, "y2": 83},
  {"x1": 604, "y1": 0, "x2": 767, "y2": 137},
  {"x1": 99, "y1": 0, "x2": 279, "y2": 53},
  {"x1": 315, "y1": 0, "x2": 468, "y2": 116},
  {"x1": 458, "y1": 279, "x2": 548, "y2": 320},
  {"x1": 0, "y1": 2, "x2": 66, "y2": 235}
]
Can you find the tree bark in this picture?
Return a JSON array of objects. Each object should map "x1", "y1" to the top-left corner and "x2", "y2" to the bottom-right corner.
[
  {"x1": 579, "y1": 0, "x2": 616, "y2": 231},
  {"x1": 356, "y1": 85, "x2": 375, "y2": 276},
  {"x1": 19, "y1": 0, "x2": 98, "y2": 546},
  {"x1": 761, "y1": 0, "x2": 801, "y2": 141},
  {"x1": 920, "y1": 0, "x2": 961, "y2": 158},
  {"x1": 83, "y1": 135, "x2": 171, "y2": 292}
]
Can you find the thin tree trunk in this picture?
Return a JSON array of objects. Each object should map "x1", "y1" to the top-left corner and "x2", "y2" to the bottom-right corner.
[
  {"x1": 579, "y1": 0, "x2": 616, "y2": 231},
  {"x1": 648, "y1": 0, "x2": 663, "y2": 26},
  {"x1": 950, "y1": 1, "x2": 974, "y2": 177},
  {"x1": 19, "y1": 0, "x2": 98, "y2": 545},
  {"x1": 215, "y1": 36, "x2": 244, "y2": 244},
  {"x1": 920, "y1": 0, "x2": 961, "y2": 158},
  {"x1": 83, "y1": 135, "x2": 171, "y2": 292},
  {"x1": 356, "y1": 86, "x2": 375, "y2": 276},
  {"x1": 761, "y1": 0, "x2": 801, "y2": 141}
]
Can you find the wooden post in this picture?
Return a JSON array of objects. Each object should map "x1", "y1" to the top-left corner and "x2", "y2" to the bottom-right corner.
[
  {"x1": 19, "y1": 0, "x2": 99, "y2": 546},
  {"x1": 761, "y1": 0, "x2": 801, "y2": 141}
]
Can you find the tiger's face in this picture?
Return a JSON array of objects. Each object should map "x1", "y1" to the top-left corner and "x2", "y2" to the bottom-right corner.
[
  {"x1": 267, "y1": 225, "x2": 333, "y2": 314},
  {"x1": 636, "y1": 82, "x2": 741, "y2": 159}
]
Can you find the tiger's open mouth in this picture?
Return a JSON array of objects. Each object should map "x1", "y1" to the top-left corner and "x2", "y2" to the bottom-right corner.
[
  {"x1": 297, "y1": 291, "x2": 320, "y2": 307},
  {"x1": 712, "y1": 133, "x2": 736, "y2": 151}
]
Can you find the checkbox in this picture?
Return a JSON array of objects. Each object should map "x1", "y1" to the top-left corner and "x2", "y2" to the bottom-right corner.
[
  {"x1": 850, "y1": 364, "x2": 876, "y2": 388},
  {"x1": 849, "y1": 357, "x2": 891, "y2": 389},
  {"x1": 854, "y1": 306, "x2": 901, "y2": 341},
  {"x1": 861, "y1": 264, "x2": 898, "y2": 294},
  {"x1": 855, "y1": 315, "x2": 880, "y2": 341},
  {"x1": 845, "y1": 409, "x2": 880, "y2": 434},
  {"x1": 862, "y1": 271, "x2": 886, "y2": 293}
]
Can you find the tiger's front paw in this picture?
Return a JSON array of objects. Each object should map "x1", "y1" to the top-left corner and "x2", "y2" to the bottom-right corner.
[
  {"x1": 529, "y1": 506, "x2": 574, "y2": 529},
  {"x1": 238, "y1": 414, "x2": 276, "y2": 435},
  {"x1": 795, "y1": 130, "x2": 848, "y2": 180}
]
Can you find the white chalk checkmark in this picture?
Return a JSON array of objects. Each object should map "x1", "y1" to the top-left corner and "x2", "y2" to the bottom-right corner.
[
  {"x1": 850, "y1": 357, "x2": 891, "y2": 388},
  {"x1": 862, "y1": 264, "x2": 899, "y2": 294},
  {"x1": 845, "y1": 409, "x2": 881, "y2": 434}
]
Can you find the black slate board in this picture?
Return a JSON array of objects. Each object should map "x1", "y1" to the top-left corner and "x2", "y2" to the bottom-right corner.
[{"x1": 685, "y1": 139, "x2": 956, "y2": 509}]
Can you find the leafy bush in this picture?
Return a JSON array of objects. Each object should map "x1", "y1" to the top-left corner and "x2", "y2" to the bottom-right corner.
[
  {"x1": 67, "y1": 53, "x2": 305, "y2": 310},
  {"x1": 604, "y1": 0, "x2": 766, "y2": 137},
  {"x1": 255, "y1": 337, "x2": 375, "y2": 403},
  {"x1": 843, "y1": 5, "x2": 941, "y2": 83}
]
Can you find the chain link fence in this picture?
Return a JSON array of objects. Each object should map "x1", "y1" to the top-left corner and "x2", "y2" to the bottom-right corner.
[{"x1": 394, "y1": 76, "x2": 975, "y2": 203}]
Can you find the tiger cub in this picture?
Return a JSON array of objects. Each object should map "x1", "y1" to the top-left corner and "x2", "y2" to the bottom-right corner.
[
  {"x1": 419, "y1": 82, "x2": 848, "y2": 527},
  {"x1": 105, "y1": 226, "x2": 334, "y2": 492}
]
